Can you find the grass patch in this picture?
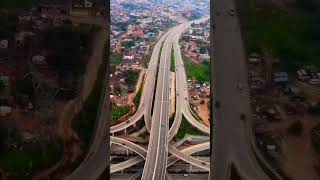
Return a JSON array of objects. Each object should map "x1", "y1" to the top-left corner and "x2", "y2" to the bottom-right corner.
[
  {"x1": 111, "y1": 106, "x2": 130, "y2": 122},
  {"x1": 133, "y1": 82, "x2": 143, "y2": 108},
  {"x1": 236, "y1": 0, "x2": 320, "y2": 71},
  {"x1": 111, "y1": 54, "x2": 122, "y2": 65},
  {"x1": 183, "y1": 55, "x2": 210, "y2": 83},
  {"x1": 143, "y1": 44, "x2": 155, "y2": 68},
  {"x1": 176, "y1": 117, "x2": 205, "y2": 139},
  {"x1": 143, "y1": 53, "x2": 151, "y2": 68},
  {"x1": 72, "y1": 57, "x2": 108, "y2": 150},
  {"x1": 170, "y1": 45, "x2": 175, "y2": 72},
  {"x1": 0, "y1": 141, "x2": 61, "y2": 180},
  {"x1": 0, "y1": 0, "x2": 34, "y2": 9}
]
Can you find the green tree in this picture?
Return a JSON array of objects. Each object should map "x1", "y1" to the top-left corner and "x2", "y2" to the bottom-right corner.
[{"x1": 288, "y1": 121, "x2": 303, "y2": 137}]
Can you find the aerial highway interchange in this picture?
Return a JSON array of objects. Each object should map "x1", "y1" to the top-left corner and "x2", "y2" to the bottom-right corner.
[
  {"x1": 68, "y1": 2, "x2": 281, "y2": 179},
  {"x1": 110, "y1": 17, "x2": 211, "y2": 180}
]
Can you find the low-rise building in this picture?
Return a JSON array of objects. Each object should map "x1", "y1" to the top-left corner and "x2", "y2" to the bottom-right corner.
[
  {"x1": 273, "y1": 72, "x2": 289, "y2": 83},
  {"x1": 123, "y1": 51, "x2": 135, "y2": 60}
]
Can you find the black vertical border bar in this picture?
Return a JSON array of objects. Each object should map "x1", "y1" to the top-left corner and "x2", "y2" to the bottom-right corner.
[
  {"x1": 105, "y1": 0, "x2": 111, "y2": 179},
  {"x1": 210, "y1": 0, "x2": 216, "y2": 179}
]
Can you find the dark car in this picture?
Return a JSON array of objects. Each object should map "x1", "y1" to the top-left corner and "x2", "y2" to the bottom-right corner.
[
  {"x1": 240, "y1": 113, "x2": 246, "y2": 120},
  {"x1": 229, "y1": 8, "x2": 235, "y2": 16}
]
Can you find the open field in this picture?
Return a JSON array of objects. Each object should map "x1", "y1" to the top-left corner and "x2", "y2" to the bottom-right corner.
[
  {"x1": 183, "y1": 56, "x2": 210, "y2": 82},
  {"x1": 236, "y1": 0, "x2": 320, "y2": 71},
  {"x1": 176, "y1": 118, "x2": 205, "y2": 139},
  {"x1": 111, "y1": 106, "x2": 130, "y2": 122},
  {"x1": 133, "y1": 84, "x2": 143, "y2": 108}
]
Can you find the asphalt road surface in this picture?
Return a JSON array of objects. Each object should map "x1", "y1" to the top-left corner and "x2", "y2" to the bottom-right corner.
[
  {"x1": 211, "y1": 0, "x2": 273, "y2": 179},
  {"x1": 142, "y1": 18, "x2": 210, "y2": 180},
  {"x1": 168, "y1": 17, "x2": 210, "y2": 142},
  {"x1": 110, "y1": 30, "x2": 172, "y2": 133},
  {"x1": 141, "y1": 29, "x2": 173, "y2": 180}
]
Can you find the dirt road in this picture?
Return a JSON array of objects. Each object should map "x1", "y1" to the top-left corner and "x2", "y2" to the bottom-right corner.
[
  {"x1": 197, "y1": 98, "x2": 210, "y2": 127},
  {"x1": 267, "y1": 115, "x2": 320, "y2": 180}
]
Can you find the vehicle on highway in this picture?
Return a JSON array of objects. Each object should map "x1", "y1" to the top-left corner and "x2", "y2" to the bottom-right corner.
[
  {"x1": 183, "y1": 174, "x2": 188, "y2": 177},
  {"x1": 229, "y1": 8, "x2": 235, "y2": 16},
  {"x1": 240, "y1": 113, "x2": 246, "y2": 120},
  {"x1": 201, "y1": 162, "x2": 206, "y2": 165},
  {"x1": 177, "y1": 93, "x2": 179, "y2": 96},
  {"x1": 184, "y1": 87, "x2": 187, "y2": 90}
]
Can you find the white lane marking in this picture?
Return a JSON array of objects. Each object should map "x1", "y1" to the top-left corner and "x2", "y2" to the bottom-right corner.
[{"x1": 152, "y1": 36, "x2": 170, "y2": 180}]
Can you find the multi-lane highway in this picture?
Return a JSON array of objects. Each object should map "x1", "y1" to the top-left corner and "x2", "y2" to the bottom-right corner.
[
  {"x1": 111, "y1": 17, "x2": 211, "y2": 180},
  {"x1": 110, "y1": 30, "x2": 172, "y2": 133},
  {"x1": 141, "y1": 28, "x2": 173, "y2": 180},
  {"x1": 169, "y1": 24, "x2": 210, "y2": 140},
  {"x1": 211, "y1": 0, "x2": 279, "y2": 179},
  {"x1": 167, "y1": 142, "x2": 210, "y2": 167},
  {"x1": 110, "y1": 137, "x2": 210, "y2": 174},
  {"x1": 142, "y1": 18, "x2": 210, "y2": 180}
]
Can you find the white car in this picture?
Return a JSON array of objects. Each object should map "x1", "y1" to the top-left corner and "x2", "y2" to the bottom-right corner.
[{"x1": 183, "y1": 174, "x2": 188, "y2": 177}]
